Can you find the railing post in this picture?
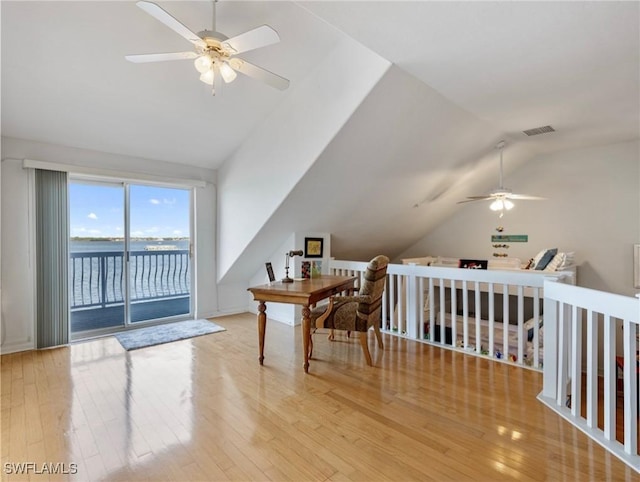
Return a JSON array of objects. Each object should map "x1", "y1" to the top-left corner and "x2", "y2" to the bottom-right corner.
[
  {"x1": 406, "y1": 267, "x2": 418, "y2": 339},
  {"x1": 101, "y1": 255, "x2": 107, "y2": 309},
  {"x1": 623, "y1": 319, "x2": 638, "y2": 454},
  {"x1": 542, "y1": 279, "x2": 559, "y2": 399}
]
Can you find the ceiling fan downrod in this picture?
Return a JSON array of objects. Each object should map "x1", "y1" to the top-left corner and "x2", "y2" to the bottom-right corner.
[{"x1": 496, "y1": 140, "x2": 506, "y2": 190}]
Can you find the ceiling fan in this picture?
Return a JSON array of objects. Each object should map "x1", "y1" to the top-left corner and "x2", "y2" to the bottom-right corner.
[
  {"x1": 458, "y1": 140, "x2": 544, "y2": 214},
  {"x1": 125, "y1": 1, "x2": 289, "y2": 95}
]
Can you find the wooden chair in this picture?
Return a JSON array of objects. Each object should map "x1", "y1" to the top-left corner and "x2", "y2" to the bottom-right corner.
[{"x1": 309, "y1": 255, "x2": 389, "y2": 366}]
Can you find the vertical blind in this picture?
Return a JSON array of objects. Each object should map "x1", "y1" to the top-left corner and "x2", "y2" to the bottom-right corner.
[{"x1": 35, "y1": 169, "x2": 69, "y2": 348}]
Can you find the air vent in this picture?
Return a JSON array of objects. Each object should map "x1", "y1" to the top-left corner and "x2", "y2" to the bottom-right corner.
[{"x1": 523, "y1": 125, "x2": 555, "y2": 136}]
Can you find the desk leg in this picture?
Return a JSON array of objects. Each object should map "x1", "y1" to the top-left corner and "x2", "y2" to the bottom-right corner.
[
  {"x1": 258, "y1": 302, "x2": 266, "y2": 365},
  {"x1": 302, "y1": 305, "x2": 311, "y2": 373}
]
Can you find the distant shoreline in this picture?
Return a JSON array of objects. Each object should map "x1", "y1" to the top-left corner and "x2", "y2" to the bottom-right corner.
[{"x1": 71, "y1": 237, "x2": 189, "y2": 242}]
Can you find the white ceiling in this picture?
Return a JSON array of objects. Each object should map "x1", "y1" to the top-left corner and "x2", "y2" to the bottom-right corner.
[
  {"x1": 1, "y1": 1, "x2": 343, "y2": 168},
  {"x1": 301, "y1": 1, "x2": 639, "y2": 155},
  {"x1": 3, "y1": 1, "x2": 638, "y2": 170}
]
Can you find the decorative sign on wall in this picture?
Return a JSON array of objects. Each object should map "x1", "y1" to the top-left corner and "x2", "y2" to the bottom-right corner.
[{"x1": 491, "y1": 235, "x2": 528, "y2": 243}]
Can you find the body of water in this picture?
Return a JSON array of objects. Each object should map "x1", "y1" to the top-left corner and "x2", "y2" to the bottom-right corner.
[{"x1": 71, "y1": 239, "x2": 190, "y2": 253}]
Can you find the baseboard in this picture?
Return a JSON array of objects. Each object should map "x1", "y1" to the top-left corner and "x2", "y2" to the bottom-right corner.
[
  {"x1": 0, "y1": 340, "x2": 35, "y2": 355},
  {"x1": 200, "y1": 308, "x2": 248, "y2": 319}
]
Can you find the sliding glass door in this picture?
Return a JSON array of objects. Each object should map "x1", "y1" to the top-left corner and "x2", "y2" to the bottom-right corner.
[
  {"x1": 69, "y1": 181, "x2": 126, "y2": 333},
  {"x1": 69, "y1": 180, "x2": 192, "y2": 336},
  {"x1": 128, "y1": 185, "x2": 191, "y2": 323}
]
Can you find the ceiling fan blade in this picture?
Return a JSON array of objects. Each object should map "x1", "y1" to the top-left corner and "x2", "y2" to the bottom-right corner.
[
  {"x1": 136, "y1": 1, "x2": 205, "y2": 49},
  {"x1": 466, "y1": 196, "x2": 495, "y2": 200},
  {"x1": 125, "y1": 51, "x2": 198, "y2": 63},
  {"x1": 229, "y1": 58, "x2": 289, "y2": 90},
  {"x1": 508, "y1": 194, "x2": 546, "y2": 200},
  {"x1": 457, "y1": 197, "x2": 493, "y2": 204},
  {"x1": 222, "y1": 25, "x2": 280, "y2": 55}
]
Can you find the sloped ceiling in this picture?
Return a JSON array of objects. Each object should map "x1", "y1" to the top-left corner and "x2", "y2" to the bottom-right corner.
[
  {"x1": 2, "y1": 2, "x2": 637, "y2": 168},
  {"x1": 301, "y1": 1, "x2": 640, "y2": 155},
  {"x1": 1, "y1": 1, "x2": 343, "y2": 167}
]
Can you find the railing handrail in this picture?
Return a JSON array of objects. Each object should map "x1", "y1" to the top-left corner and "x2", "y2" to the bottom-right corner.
[
  {"x1": 331, "y1": 258, "x2": 573, "y2": 287},
  {"x1": 70, "y1": 249, "x2": 188, "y2": 258},
  {"x1": 70, "y1": 249, "x2": 190, "y2": 310},
  {"x1": 544, "y1": 280, "x2": 639, "y2": 322}
]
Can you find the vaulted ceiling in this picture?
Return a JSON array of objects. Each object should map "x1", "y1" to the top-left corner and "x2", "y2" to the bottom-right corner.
[
  {"x1": 3, "y1": 1, "x2": 637, "y2": 167},
  {"x1": 2, "y1": 1, "x2": 638, "y2": 279}
]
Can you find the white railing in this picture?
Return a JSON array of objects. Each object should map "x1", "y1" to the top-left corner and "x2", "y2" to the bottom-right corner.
[
  {"x1": 538, "y1": 280, "x2": 639, "y2": 472},
  {"x1": 329, "y1": 259, "x2": 573, "y2": 370}
]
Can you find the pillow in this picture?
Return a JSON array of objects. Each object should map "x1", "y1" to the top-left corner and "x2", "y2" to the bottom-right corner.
[
  {"x1": 544, "y1": 252, "x2": 565, "y2": 272},
  {"x1": 561, "y1": 251, "x2": 575, "y2": 267},
  {"x1": 530, "y1": 249, "x2": 547, "y2": 269},
  {"x1": 534, "y1": 248, "x2": 558, "y2": 270},
  {"x1": 524, "y1": 317, "x2": 544, "y2": 342}
]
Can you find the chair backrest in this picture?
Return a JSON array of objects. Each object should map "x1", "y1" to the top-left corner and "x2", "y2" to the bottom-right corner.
[{"x1": 357, "y1": 255, "x2": 389, "y2": 323}]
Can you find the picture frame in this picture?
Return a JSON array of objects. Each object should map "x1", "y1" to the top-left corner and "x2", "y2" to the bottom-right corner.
[
  {"x1": 304, "y1": 237, "x2": 324, "y2": 258},
  {"x1": 265, "y1": 262, "x2": 275, "y2": 282},
  {"x1": 459, "y1": 259, "x2": 488, "y2": 270},
  {"x1": 301, "y1": 261, "x2": 311, "y2": 279}
]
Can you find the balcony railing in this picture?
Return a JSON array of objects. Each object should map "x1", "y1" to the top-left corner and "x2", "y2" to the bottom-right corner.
[{"x1": 70, "y1": 250, "x2": 190, "y2": 310}]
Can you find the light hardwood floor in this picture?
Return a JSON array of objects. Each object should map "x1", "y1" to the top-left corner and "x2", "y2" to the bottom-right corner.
[{"x1": 1, "y1": 313, "x2": 636, "y2": 481}]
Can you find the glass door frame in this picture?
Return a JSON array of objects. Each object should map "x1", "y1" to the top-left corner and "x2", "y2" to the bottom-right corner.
[{"x1": 69, "y1": 175, "x2": 195, "y2": 339}]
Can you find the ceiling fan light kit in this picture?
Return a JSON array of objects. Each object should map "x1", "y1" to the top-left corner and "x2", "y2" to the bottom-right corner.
[
  {"x1": 125, "y1": 1, "x2": 289, "y2": 95},
  {"x1": 458, "y1": 140, "x2": 544, "y2": 215},
  {"x1": 490, "y1": 198, "x2": 514, "y2": 211}
]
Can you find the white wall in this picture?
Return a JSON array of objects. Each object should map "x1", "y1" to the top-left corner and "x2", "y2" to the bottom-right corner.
[
  {"x1": 0, "y1": 137, "x2": 219, "y2": 353},
  {"x1": 400, "y1": 140, "x2": 640, "y2": 296},
  {"x1": 1, "y1": 160, "x2": 35, "y2": 353},
  {"x1": 216, "y1": 38, "x2": 390, "y2": 284},
  {"x1": 247, "y1": 232, "x2": 331, "y2": 325}
]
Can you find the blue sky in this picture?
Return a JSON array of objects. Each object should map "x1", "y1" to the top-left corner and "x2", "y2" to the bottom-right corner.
[{"x1": 69, "y1": 183, "x2": 190, "y2": 238}]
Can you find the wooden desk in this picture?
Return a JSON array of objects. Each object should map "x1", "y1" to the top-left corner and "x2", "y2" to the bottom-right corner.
[{"x1": 247, "y1": 275, "x2": 357, "y2": 373}]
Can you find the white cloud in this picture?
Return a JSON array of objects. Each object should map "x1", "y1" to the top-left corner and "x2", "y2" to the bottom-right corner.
[
  {"x1": 149, "y1": 198, "x2": 161, "y2": 205},
  {"x1": 87, "y1": 212, "x2": 98, "y2": 220},
  {"x1": 88, "y1": 229, "x2": 101, "y2": 235},
  {"x1": 145, "y1": 227, "x2": 159, "y2": 233},
  {"x1": 131, "y1": 230, "x2": 144, "y2": 237},
  {"x1": 163, "y1": 198, "x2": 176, "y2": 205},
  {"x1": 115, "y1": 227, "x2": 121, "y2": 231},
  {"x1": 172, "y1": 230, "x2": 182, "y2": 235}
]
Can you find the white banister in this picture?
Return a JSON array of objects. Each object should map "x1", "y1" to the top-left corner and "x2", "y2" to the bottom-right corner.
[
  {"x1": 623, "y1": 319, "x2": 638, "y2": 454},
  {"x1": 586, "y1": 309, "x2": 598, "y2": 428},
  {"x1": 330, "y1": 260, "x2": 639, "y2": 471},
  {"x1": 330, "y1": 259, "x2": 570, "y2": 366},
  {"x1": 604, "y1": 314, "x2": 616, "y2": 441},
  {"x1": 538, "y1": 279, "x2": 639, "y2": 473}
]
